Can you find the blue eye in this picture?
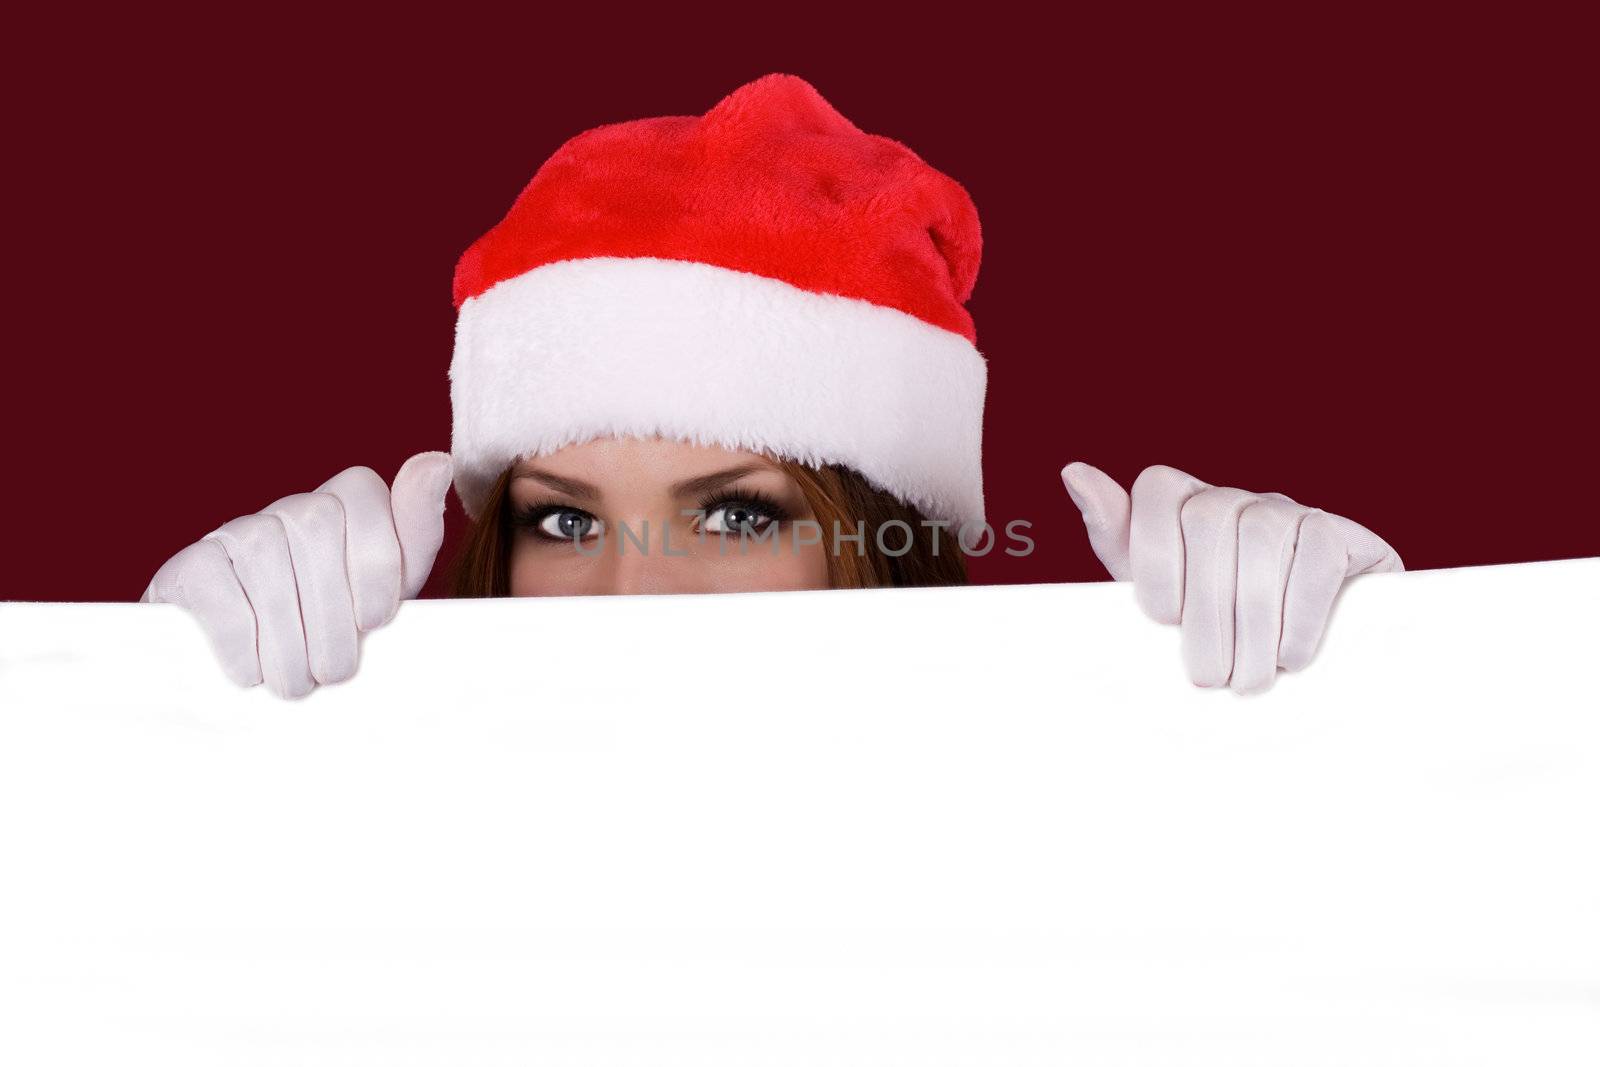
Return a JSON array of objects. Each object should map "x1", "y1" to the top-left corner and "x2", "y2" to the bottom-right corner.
[
  {"x1": 540, "y1": 509, "x2": 601, "y2": 540},
  {"x1": 699, "y1": 496, "x2": 787, "y2": 535},
  {"x1": 516, "y1": 504, "x2": 604, "y2": 541}
]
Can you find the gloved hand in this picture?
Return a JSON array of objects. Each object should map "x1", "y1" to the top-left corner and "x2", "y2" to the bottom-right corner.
[
  {"x1": 1060, "y1": 462, "x2": 1403, "y2": 694},
  {"x1": 140, "y1": 451, "x2": 454, "y2": 699}
]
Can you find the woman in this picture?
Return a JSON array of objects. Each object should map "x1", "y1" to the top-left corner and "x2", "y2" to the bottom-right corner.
[{"x1": 141, "y1": 74, "x2": 1403, "y2": 699}]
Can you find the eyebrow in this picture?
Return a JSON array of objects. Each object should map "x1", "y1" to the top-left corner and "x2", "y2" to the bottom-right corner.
[
  {"x1": 669, "y1": 464, "x2": 770, "y2": 499},
  {"x1": 511, "y1": 462, "x2": 774, "y2": 502},
  {"x1": 511, "y1": 468, "x2": 600, "y2": 502}
]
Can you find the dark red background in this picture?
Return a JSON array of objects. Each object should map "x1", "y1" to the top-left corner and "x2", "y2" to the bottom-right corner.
[{"x1": 5, "y1": 6, "x2": 1594, "y2": 601}]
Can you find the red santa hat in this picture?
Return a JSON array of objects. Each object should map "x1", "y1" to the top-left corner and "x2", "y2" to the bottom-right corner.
[{"x1": 449, "y1": 73, "x2": 987, "y2": 528}]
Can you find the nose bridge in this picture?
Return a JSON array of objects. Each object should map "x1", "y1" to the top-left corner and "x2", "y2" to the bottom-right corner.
[{"x1": 605, "y1": 517, "x2": 681, "y2": 595}]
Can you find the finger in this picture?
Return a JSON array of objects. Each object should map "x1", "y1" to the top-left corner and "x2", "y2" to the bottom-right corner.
[
  {"x1": 1178, "y1": 486, "x2": 1260, "y2": 687},
  {"x1": 1229, "y1": 498, "x2": 1312, "y2": 693},
  {"x1": 389, "y1": 451, "x2": 454, "y2": 600},
  {"x1": 204, "y1": 515, "x2": 315, "y2": 699},
  {"x1": 315, "y1": 465, "x2": 403, "y2": 631},
  {"x1": 260, "y1": 491, "x2": 359, "y2": 686},
  {"x1": 1277, "y1": 510, "x2": 1350, "y2": 672},
  {"x1": 1129, "y1": 465, "x2": 1211, "y2": 624},
  {"x1": 142, "y1": 540, "x2": 263, "y2": 689},
  {"x1": 1060, "y1": 462, "x2": 1132, "y2": 580}
]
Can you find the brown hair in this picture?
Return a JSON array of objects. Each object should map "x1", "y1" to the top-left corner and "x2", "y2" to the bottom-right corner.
[{"x1": 446, "y1": 459, "x2": 968, "y2": 597}]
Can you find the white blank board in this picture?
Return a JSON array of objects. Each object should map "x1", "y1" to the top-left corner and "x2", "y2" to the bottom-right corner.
[{"x1": 1, "y1": 557, "x2": 1598, "y2": 1066}]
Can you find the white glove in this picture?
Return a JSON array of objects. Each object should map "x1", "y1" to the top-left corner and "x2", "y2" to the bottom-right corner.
[
  {"x1": 1060, "y1": 462, "x2": 1403, "y2": 694},
  {"x1": 140, "y1": 452, "x2": 454, "y2": 700}
]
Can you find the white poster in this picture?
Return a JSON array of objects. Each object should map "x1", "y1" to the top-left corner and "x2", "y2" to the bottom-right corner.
[{"x1": 2, "y1": 558, "x2": 1597, "y2": 1065}]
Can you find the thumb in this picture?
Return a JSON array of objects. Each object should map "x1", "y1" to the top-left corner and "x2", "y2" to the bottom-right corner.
[
  {"x1": 1324, "y1": 511, "x2": 1406, "y2": 576},
  {"x1": 390, "y1": 451, "x2": 454, "y2": 600},
  {"x1": 1061, "y1": 461, "x2": 1132, "y2": 580}
]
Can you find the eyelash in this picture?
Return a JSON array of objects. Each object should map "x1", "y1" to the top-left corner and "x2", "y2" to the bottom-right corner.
[
  {"x1": 696, "y1": 488, "x2": 792, "y2": 530},
  {"x1": 511, "y1": 498, "x2": 599, "y2": 542}
]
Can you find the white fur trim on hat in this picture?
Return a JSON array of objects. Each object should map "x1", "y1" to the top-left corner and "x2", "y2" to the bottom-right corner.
[{"x1": 449, "y1": 256, "x2": 987, "y2": 528}]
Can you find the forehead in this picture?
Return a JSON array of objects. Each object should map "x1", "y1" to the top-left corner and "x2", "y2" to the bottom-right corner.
[{"x1": 511, "y1": 436, "x2": 784, "y2": 486}]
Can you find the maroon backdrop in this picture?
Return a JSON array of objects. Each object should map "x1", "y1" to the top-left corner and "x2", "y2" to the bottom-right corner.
[{"x1": 5, "y1": 7, "x2": 1594, "y2": 601}]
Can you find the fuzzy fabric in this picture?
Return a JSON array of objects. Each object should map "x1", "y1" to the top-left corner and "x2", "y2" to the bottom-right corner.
[
  {"x1": 453, "y1": 73, "x2": 982, "y2": 340},
  {"x1": 450, "y1": 256, "x2": 987, "y2": 527},
  {"x1": 448, "y1": 73, "x2": 987, "y2": 525}
]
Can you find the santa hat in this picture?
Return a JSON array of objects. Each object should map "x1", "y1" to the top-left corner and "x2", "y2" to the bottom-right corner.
[{"x1": 448, "y1": 73, "x2": 987, "y2": 528}]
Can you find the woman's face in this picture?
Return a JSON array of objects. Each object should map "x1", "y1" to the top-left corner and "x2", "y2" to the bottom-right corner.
[{"x1": 507, "y1": 437, "x2": 831, "y2": 596}]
